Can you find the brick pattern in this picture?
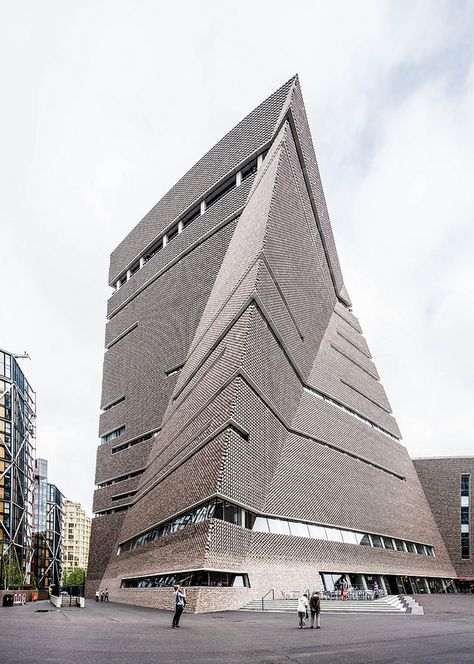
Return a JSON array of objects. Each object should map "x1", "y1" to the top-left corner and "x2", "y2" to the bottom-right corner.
[
  {"x1": 414, "y1": 457, "x2": 474, "y2": 578},
  {"x1": 88, "y1": 77, "x2": 458, "y2": 611},
  {"x1": 108, "y1": 78, "x2": 296, "y2": 282}
]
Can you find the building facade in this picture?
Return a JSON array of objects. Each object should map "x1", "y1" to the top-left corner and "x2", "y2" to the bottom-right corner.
[
  {"x1": 32, "y1": 458, "x2": 65, "y2": 589},
  {"x1": 0, "y1": 348, "x2": 36, "y2": 589},
  {"x1": 62, "y1": 501, "x2": 91, "y2": 575},
  {"x1": 414, "y1": 457, "x2": 474, "y2": 590},
  {"x1": 87, "y1": 77, "x2": 458, "y2": 611}
]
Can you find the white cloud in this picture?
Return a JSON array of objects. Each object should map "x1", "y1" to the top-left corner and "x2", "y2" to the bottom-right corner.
[{"x1": 1, "y1": 0, "x2": 473, "y2": 512}]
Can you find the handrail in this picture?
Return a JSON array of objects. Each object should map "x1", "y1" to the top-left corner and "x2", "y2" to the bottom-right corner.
[{"x1": 261, "y1": 588, "x2": 275, "y2": 611}]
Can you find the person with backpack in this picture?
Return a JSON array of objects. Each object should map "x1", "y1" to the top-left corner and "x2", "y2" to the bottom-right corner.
[{"x1": 172, "y1": 584, "x2": 186, "y2": 628}]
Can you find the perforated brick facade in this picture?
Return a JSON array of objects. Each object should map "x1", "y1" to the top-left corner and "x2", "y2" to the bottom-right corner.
[{"x1": 87, "y1": 77, "x2": 457, "y2": 610}]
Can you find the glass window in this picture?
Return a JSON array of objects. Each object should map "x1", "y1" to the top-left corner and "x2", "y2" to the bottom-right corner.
[
  {"x1": 166, "y1": 225, "x2": 179, "y2": 242},
  {"x1": 359, "y1": 534, "x2": 372, "y2": 546},
  {"x1": 341, "y1": 530, "x2": 358, "y2": 545},
  {"x1": 241, "y1": 158, "x2": 258, "y2": 182},
  {"x1": 213, "y1": 499, "x2": 224, "y2": 520},
  {"x1": 288, "y1": 521, "x2": 310, "y2": 537},
  {"x1": 393, "y1": 539, "x2": 406, "y2": 552},
  {"x1": 371, "y1": 535, "x2": 383, "y2": 548},
  {"x1": 253, "y1": 517, "x2": 269, "y2": 533},
  {"x1": 405, "y1": 541, "x2": 417, "y2": 554},
  {"x1": 461, "y1": 533, "x2": 470, "y2": 559},
  {"x1": 461, "y1": 475, "x2": 470, "y2": 497},
  {"x1": 326, "y1": 528, "x2": 344, "y2": 542},
  {"x1": 461, "y1": 506, "x2": 469, "y2": 524},
  {"x1": 461, "y1": 524, "x2": 469, "y2": 533},
  {"x1": 308, "y1": 524, "x2": 327, "y2": 540},
  {"x1": 462, "y1": 496, "x2": 469, "y2": 507},
  {"x1": 205, "y1": 175, "x2": 236, "y2": 208},
  {"x1": 182, "y1": 205, "x2": 201, "y2": 229},
  {"x1": 143, "y1": 238, "x2": 163, "y2": 263},
  {"x1": 224, "y1": 502, "x2": 241, "y2": 525},
  {"x1": 382, "y1": 537, "x2": 394, "y2": 550},
  {"x1": 267, "y1": 518, "x2": 290, "y2": 535},
  {"x1": 416, "y1": 543, "x2": 427, "y2": 555}
]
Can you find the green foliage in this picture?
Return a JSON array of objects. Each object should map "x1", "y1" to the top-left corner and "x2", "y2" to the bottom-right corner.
[
  {"x1": 62, "y1": 567, "x2": 86, "y2": 586},
  {"x1": 1, "y1": 552, "x2": 23, "y2": 589}
]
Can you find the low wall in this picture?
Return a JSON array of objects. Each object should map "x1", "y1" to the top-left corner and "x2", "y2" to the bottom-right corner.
[{"x1": 0, "y1": 589, "x2": 48, "y2": 604}]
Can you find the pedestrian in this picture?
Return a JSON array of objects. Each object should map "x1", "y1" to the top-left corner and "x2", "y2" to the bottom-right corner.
[
  {"x1": 104, "y1": 588, "x2": 109, "y2": 603},
  {"x1": 373, "y1": 582, "x2": 380, "y2": 599},
  {"x1": 309, "y1": 591, "x2": 321, "y2": 628},
  {"x1": 172, "y1": 584, "x2": 186, "y2": 628},
  {"x1": 100, "y1": 590, "x2": 104, "y2": 602},
  {"x1": 297, "y1": 592, "x2": 309, "y2": 629},
  {"x1": 95, "y1": 589, "x2": 100, "y2": 602}
]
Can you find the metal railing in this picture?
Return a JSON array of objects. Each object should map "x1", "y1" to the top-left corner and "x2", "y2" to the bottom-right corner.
[
  {"x1": 319, "y1": 589, "x2": 387, "y2": 601},
  {"x1": 261, "y1": 588, "x2": 275, "y2": 611}
]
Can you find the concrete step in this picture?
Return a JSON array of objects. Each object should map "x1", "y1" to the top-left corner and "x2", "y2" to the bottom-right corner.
[{"x1": 240, "y1": 596, "x2": 409, "y2": 614}]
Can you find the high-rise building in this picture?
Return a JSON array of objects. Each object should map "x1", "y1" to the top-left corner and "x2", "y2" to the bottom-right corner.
[
  {"x1": 32, "y1": 458, "x2": 65, "y2": 589},
  {"x1": 0, "y1": 348, "x2": 36, "y2": 589},
  {"x1": 87, "y1": 77, "x2": 457, "y2": 611},
  {"x1": 62, "y1": 501, "x2": 91, "y2": 575}
]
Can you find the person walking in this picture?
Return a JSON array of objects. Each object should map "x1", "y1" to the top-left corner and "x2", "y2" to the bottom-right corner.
[
  {"x1": 95, "y1": 589, "x2": 100, "y2": 602},
  {"x1": 309, "y1": 591, "x2": 321, "y2": 629},
  {"x1": 297, "y1": 592, "x2": 309, "y2": 629},
  {"x1": 100, "y1": 590, "x2": 104, "y2": 602},
  {"x1": 172, "y1": 584, "x2": 186, "y2": 628},
  {"x1": 104, "y1": 588, "x2": 109, "y2": 603}
]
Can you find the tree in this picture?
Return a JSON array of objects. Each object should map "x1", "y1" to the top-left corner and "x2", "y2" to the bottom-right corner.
[
  {"x1": 1, "y1": 552, "x2": 23, "y2": 589},
  {"x1": 62, "y1": 567, "x2": 86, "y2": 587}
]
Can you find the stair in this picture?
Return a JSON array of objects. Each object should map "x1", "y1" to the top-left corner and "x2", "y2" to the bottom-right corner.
[{"x1": 239, "y1": 595, "x2": 419, "y2": 614}]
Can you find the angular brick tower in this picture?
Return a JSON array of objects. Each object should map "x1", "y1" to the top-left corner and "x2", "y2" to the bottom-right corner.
[{"x1": 87, "y1": 77, "x2": 456, "y2": 611}]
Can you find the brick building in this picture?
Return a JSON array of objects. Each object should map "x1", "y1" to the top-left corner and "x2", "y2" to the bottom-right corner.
[
  {"x1": 87, "y1": 76, "x2": 458, "y2": 611},
  {"x1": 414, "y1": 457, "x2": 474, "y2": 590}
]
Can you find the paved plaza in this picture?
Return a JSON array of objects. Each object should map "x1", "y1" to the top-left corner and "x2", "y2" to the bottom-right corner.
[{"x1": 1, "y1": 598, "x2": 474, "y2": 664}]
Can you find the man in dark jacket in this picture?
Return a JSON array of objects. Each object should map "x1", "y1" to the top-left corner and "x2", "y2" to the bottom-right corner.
[{"x1": 309, "y1": 591, "x2": 321, "y2": 628}]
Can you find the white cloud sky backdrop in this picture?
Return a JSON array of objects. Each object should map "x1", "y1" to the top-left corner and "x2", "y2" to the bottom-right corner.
[{"x1": 1, "y1": 0, "x2": 473, "y2": 514}]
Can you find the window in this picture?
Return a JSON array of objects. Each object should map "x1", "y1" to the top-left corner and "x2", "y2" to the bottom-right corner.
[
  {"x1": 341, "y1": 531, "x2": 358, "y2": 545},
  {"x1": 393, "y1": 539, "x2": 406, "y2": 552},
  {"x1": 241, "y1": 158, "x2": 258, "y2": 182},
  {"x1": 252, "y1": 517, "x2": 269, "y2": 533},
  {"x1": 121, "y1": 570, "x2": 250, "y2": 589},
  {"x1": 289, "y1": 521, "x2": 310, "y2": 538},
  {"x1": 371, "y1": 535, "x2": 383, "y2": 548},
  {"x1": 267, "y1": 519, "x2": 290, "y2": 536},
  {"x1": 461, "y1": 475, "x2": 470, "y2": 559},
  {"x1": 182, "y1": 205, "x2": 201, "y2": 229},
  {"x1": 405, "y1": 541, "x2": 417, "y2": 554},
  {"x1": 382, "y1": 537, "x2": 395, "y2": 550},
  {"x1": 143, "y1": 238, "x2": 163, "y2": 263},
  {"x1": 326, "y1": 528, "x2": 344, "y2": 543},
  {"x1": 166, "y1": 224, "x2": 179, "y2": 242},
  {"x1": 308, "y1": 524, "x2": 327, "y2": 540},
  {"x1": 101, "y1": 426, "x2": 125, "y2": 444},
  {"x1": 204, "y1": 175, "x2": 236, "y2": 209}
]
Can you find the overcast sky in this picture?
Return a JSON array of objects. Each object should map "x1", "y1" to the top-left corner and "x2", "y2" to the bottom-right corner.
[{"x1": 1, "y1": 1, "x2": 473, "y2": 515}]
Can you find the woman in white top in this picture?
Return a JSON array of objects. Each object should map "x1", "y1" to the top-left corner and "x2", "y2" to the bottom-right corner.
[{"x1": 297, "y1": 592, "x2": 309, "y2": 629}]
